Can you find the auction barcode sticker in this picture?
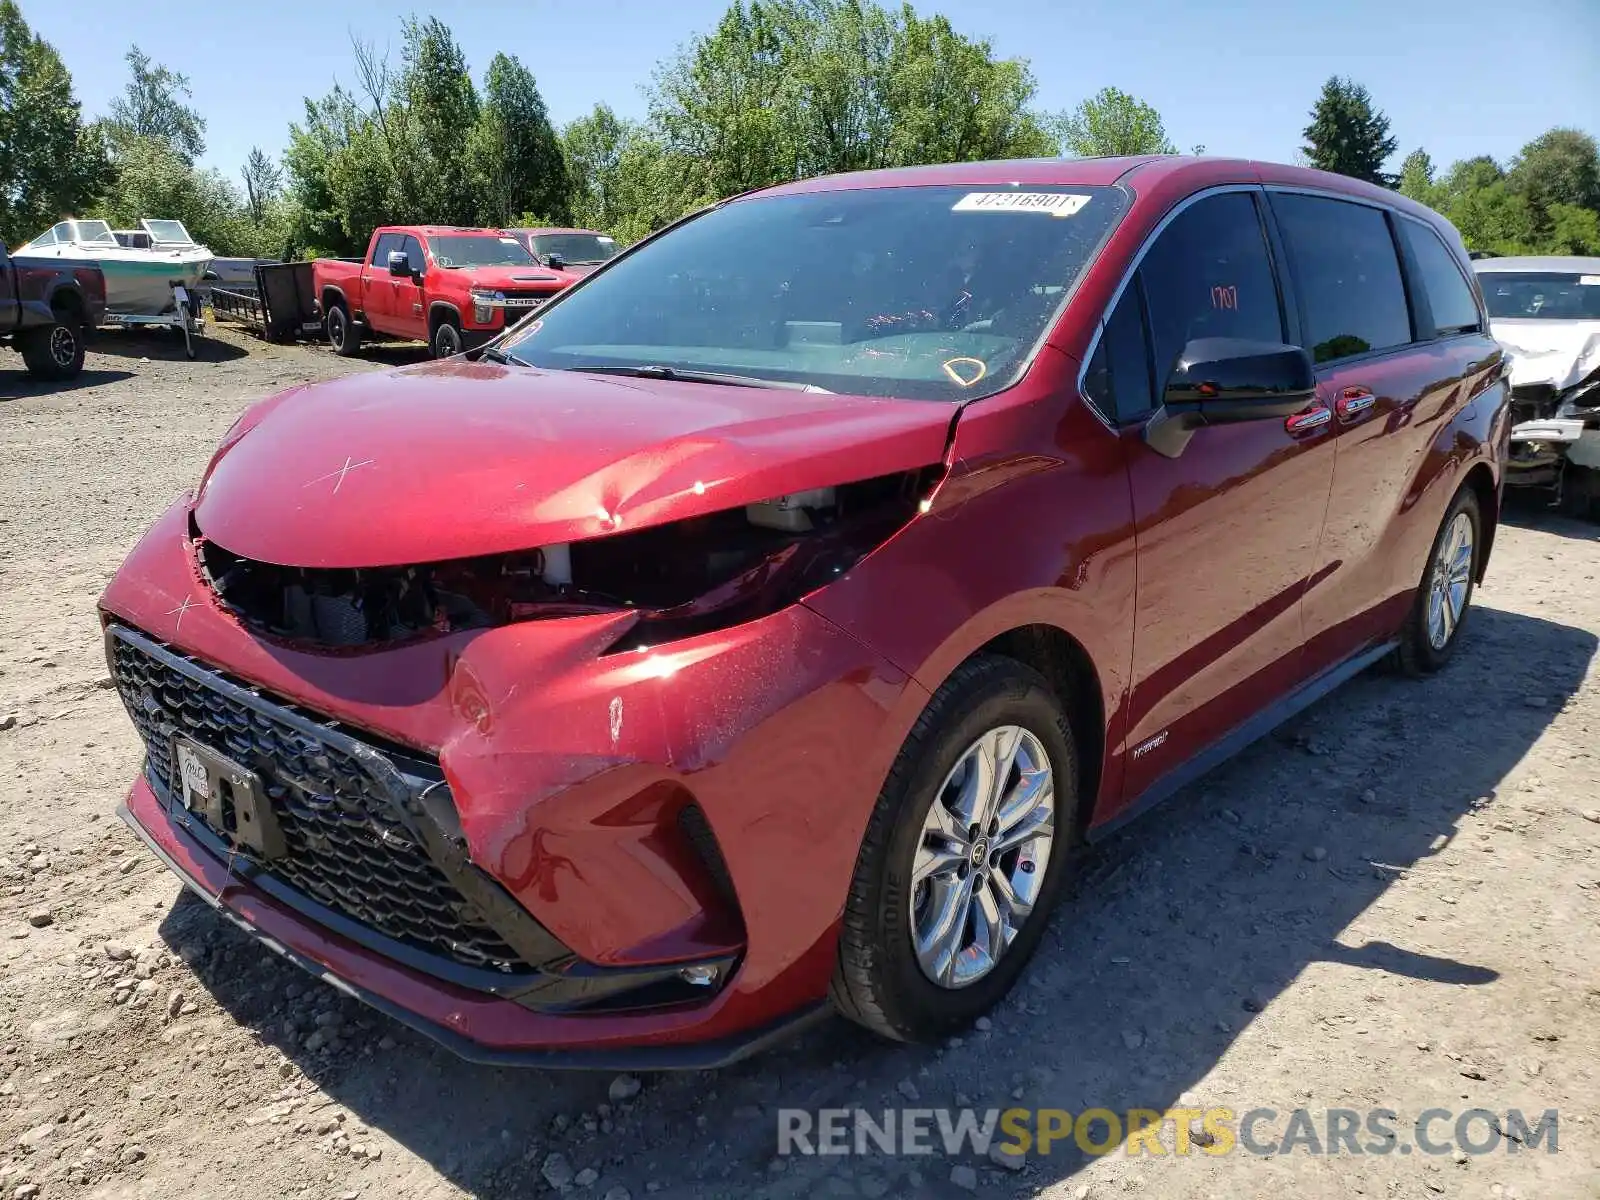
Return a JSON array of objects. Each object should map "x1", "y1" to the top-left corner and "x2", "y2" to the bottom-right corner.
[{"x1": 952, "y1": 192, "x2": 1092, "y2": 216}]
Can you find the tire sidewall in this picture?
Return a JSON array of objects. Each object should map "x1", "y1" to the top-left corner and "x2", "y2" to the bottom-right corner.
[
  {"x1": 868, "y1": 668, "x2": 1078, "y2": 1035},
  {"x1": 1412, "y1": 488, "x2": 1481, "y2": 670},
  {"x1": 23, "y1": 319, "x2": 84, "y2": 381},
  {"x1": 325, "y1": 305, "x2": 350, "y2": 354},
  {"x1": 432, "y1": 320, "x2": 462, "y2": 359}
]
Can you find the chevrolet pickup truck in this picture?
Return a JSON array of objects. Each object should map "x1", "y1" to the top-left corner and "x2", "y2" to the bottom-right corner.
[
  {"x1": 313, "y1": 225, "x2": 572, "y2": 359},
  {"x1": 1, "y1": 240, "x2": 107, "y2": 381}
]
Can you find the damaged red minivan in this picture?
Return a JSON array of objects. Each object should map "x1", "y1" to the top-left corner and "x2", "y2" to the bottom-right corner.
[{"x1": 102, "y1": 156, "x2": 1508, "y2": 1067}]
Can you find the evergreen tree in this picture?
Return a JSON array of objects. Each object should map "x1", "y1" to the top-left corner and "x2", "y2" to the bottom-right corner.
[{"x1": 1302, "y1": 76, "x2": 1398, "y2": 186}]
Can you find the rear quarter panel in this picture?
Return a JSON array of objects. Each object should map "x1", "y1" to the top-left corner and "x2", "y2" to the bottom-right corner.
[{"x1": 8, "y1": 256, "x2": 106, "y2": 327}]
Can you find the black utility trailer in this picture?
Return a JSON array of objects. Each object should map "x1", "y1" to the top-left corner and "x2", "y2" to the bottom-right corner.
[{"x1": 209, "y1": 261, "x2": 322, "y2": 343}]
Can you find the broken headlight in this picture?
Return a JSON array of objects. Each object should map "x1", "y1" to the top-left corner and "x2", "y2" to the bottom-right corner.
[
  {"x1": 191, "y1": 467, "x2": 944, "y2": 651},
  {"x1": 1555, "y1": 368, "x2": 1600, "y2": 419}
]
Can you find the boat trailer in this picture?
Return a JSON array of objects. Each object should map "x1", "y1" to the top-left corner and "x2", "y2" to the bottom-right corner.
[{"x1": 103, "y1": 283, "x2": 205, "y2": 359}]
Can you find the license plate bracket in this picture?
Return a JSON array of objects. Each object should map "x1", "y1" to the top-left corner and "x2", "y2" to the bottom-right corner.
[{"x1": 170, "y1": 735, "x2": 286, "y2": 860}]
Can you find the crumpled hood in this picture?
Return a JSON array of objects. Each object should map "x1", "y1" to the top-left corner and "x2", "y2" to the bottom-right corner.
[
  {"x1": 1489, "y1": 318, "x2": 1600, "y2": 391},
  {"x1": 194, "y1": 360, "x2": 953, "y2": 569}
]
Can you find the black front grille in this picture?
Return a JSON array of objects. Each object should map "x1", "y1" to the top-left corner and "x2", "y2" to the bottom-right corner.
[
  {"x1": 109, "y1": 627, "x2": 534, "y2": 973},
  {"x1": 1510, "y1": 383, "x2": 1559, "y2": 417}
]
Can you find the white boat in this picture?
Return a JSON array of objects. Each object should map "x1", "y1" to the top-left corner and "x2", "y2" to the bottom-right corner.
[{"x1": 17, "y1": 218, "x2": 213, "y2": 316}]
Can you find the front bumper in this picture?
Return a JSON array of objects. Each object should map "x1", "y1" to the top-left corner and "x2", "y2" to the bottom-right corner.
[
  {"x1": 1509, "y1": 416, "x2": 1584, "y2": 445},
  {"x1": 102, "y1": 495, "x2": 922, "y2": 1062},
  {"x1": 120, "y1": 783, "x2": 827, "y2": 1069}
]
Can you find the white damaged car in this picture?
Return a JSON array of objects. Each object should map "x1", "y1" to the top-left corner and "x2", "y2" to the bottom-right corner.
[{"x1": 1475, "y1": 256, "x2": 1600, "y2": 516}]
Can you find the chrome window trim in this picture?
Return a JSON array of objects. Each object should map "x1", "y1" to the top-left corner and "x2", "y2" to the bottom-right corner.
[{"x1": 1075, "y1": 183, "x2": 1263, "y2": 431}]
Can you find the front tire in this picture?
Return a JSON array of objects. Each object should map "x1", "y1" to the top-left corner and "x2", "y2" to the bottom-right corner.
[
  {"x1": 1394, "y1": 485, "x2": 1480, "y2": 676},
  {"x1": 20, "y1": 316, "x2": 85, "y2": 381},
  {"x1": 431, "y1": 318, "x2": 462, "y2": 359},
  {"x1": 831, "y1": 655, "x2": 1079, "y2": 1043}
]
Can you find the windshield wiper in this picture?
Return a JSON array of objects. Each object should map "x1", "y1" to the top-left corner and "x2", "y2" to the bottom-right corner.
[
  {"x1": 567, "y1": 364, "x2": 830, "y2": 391},
  {"x1": 478, "y1": 345, "x2": 528, "y2": 367}
]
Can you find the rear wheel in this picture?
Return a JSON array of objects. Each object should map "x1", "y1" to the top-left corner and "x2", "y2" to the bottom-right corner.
[
  {"x1": 325, "y1": 303, "x2": 360, "y2": 357},
  {"x1": 19, "y1": 314, "x2": 85, "y2": 381},
  {"x1": 831, "y1": 655, "x2": 1078, "y2": 1042},
  {"x1": 1394, "y1": 485, "x2": 1480, "y2": 675},
  {"x1": 431, "y1": 318, "x2": 462, "y2": 359}
]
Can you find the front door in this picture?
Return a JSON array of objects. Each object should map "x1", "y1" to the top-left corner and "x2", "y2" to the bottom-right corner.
[
  {"x1": 1083, "y1": 189, "x2": 1337, "y2": 806},
  {"x1": 392, "y1": 234, "x2": 429, "y2": 341},
  {"x1": 362, "y1": 232, "x2": 404, "y2": 329}
]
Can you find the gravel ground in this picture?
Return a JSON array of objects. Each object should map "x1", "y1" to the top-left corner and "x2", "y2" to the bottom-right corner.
[{"x1": 1, "y1": 325, "x2": 1597, "y2": 1200}]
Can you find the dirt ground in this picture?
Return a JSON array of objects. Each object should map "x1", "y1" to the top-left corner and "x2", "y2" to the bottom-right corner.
[{"x1": 1, "y1": 324, "x2": 1597, "y2": 1200}]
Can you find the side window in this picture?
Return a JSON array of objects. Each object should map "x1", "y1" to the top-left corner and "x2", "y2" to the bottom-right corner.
[
  {"x1": 1398, "y1": 219, "x2": 1482, "y2": 336},
  {"x1": 1139, "y1": 192, "x2": 1285, "y2": 383},
  {"x1": 1084, "y1": 282, "x2": 1155, "y2": 422},
  {"x1": 371, "y1": 232, "x2": 403, "y2": 265},
  {"x1": 402, "y1": 236, "x2": 427, "y2": 276},
  {"x1": 1270, "y1": 194, "x2": 1411, "y2": 363},
  {"x1": 51, "y1": 223, "x2": 71, "y2": 243}
]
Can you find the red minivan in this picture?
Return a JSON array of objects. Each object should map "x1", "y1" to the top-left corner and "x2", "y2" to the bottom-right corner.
[{"x1": 102, "y1": 156, "x2": 1507, "y2": 1068}]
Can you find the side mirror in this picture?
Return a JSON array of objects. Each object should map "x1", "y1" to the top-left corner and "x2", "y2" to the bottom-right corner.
[
  {"x1": 545, "y1": 252, "x2": 567, "y2": 270},
  {"x1": 386, "y1": 250, "x2": 411, "y2": 277},
  {"x1": 1144, "y1": 337, "x2": 1317, "y2": 458}
]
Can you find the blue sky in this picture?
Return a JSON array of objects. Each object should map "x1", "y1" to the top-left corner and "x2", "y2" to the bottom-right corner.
[{"x1": 30, "y1": 0, "x2": 1600, "y2": 181}]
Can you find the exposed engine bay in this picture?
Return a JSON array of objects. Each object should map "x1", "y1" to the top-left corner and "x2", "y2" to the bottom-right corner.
[
  {"x1": 192, "y1": 467, "x2": 939, "y2": 652},
  {"x1": 1503, "y1": 369, "x2": 1600, "y2": 516},
  {"x1": 1480, "y1": 264, "x2": 1600, "y2": 518}
]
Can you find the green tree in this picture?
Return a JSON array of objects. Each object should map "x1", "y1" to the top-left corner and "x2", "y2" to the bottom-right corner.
[
  {"x1": 1440, "y1": 154, "x2": 1504, "y2": 197},
  {"x1": 649, "y1": 0, "x2": 1055, "y2": 204},
  {"x1": 93, "y1": 135, "x2": 260, "y2": 254},
  {"x1": 470, "y1": 54, "x2": 567, "y2": 226},
  {"x1": 106, "y1": 46, "x2": 206, "y2": 163},
  {"x1": 880, "y1": 7, "x2": 1056, "y2": 167},
  {"x1": 561, "y1": 105, "x2": 697, "y2": 243},
  {"x1": 241, "y1": 146, "x2": 282, "y2": 225},
  {"x1": 1545, "y1": 202, "x2": 1600, "y2": 256},
  {"x1": 399, "y1": 17, "x2": 479, "y2": 223},
  {"x1": 1301, "y1": 76, "x2": 1397, "y2": 185},
  {"x1": 1507, "y1": 128, "x2": 1600, "y2": 215},
  {"x1": 1397, "y1": 148, "x2": 1440, "y2": 208},
  {"x1": 284, "y1": 84, "x2": 394, "y2": 256},
  {"x1": 1052, "y1": 86, "x2": 1177, "y2": 157},
  {"x1": 1445, "y1": 181, "x2": 1538, "y2": 256},
  {"x1": 0, "y1": 0, "x2": 112, "y2": 246}
]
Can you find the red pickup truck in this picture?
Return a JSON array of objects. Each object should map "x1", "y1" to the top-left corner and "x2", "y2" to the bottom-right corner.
[{"x1": 313, "y1": 226, "x2": 574, "y2": 359}]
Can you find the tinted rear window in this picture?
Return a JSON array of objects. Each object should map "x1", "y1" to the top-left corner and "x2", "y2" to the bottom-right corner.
[
  {"x1": 1399, "y1": 219, "x2": 1481, "y2": 335},
  {"x1": 1271, "y1": 194, "x2": 1412, "y2": 363}
]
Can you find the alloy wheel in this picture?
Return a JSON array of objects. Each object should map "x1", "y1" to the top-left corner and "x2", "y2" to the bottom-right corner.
[
  {"x1": 1426, "y1": 511, "x2": 1474, "y2": 650},
  {"x1": 910, "y1": 725, "x2": 1056, "y2": 989},
  {"x1": 49, "y1": 325, "x2": 77, "y2": 368}
]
